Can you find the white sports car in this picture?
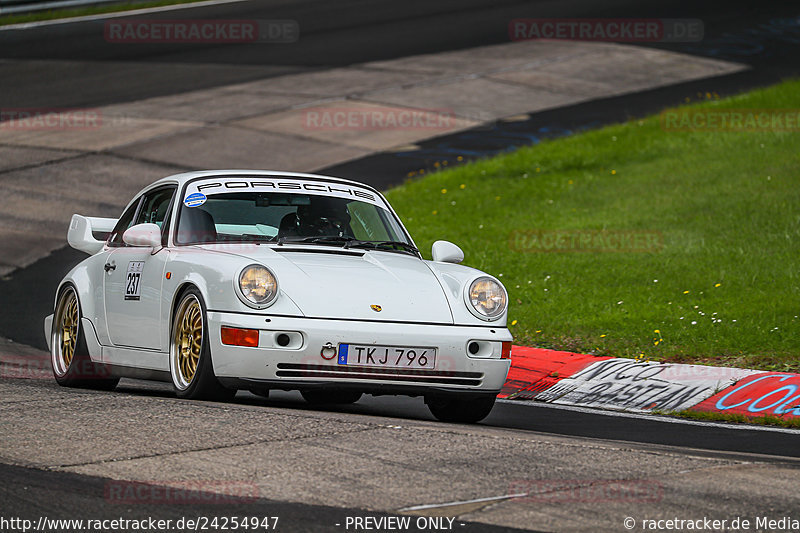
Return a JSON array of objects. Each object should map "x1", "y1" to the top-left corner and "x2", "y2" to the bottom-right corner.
[{"x1": 45, "y1": 170, "x2": 512, "y2": 423}]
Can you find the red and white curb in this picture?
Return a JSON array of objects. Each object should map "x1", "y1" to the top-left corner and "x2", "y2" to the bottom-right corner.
[{"x1": 501, "y1": 346, "x2": 800, "y2": 419}]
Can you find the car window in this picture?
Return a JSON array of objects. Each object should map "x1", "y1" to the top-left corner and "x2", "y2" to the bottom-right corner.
[
  {"x1": 348, "y1": 201, "x2": 394, "y2": 241},
  {"x1": 107, "y1": 198, "x2": 141, "y2": 247},
  {"x1": 175, "y1": 191, "x2": 409, "y2": 245},
  {"x1": 135, "y1": 187, "x2": 176, "y2": 228}
]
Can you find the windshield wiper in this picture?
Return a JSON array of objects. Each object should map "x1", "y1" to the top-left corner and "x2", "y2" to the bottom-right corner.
[
  {"x1": 239, "y1": 234, "x2": 275, "y2": 242},
  {"x1": 344, "y1": 240, "x2": 419, "y2": 255},
  {"x1": 276, "y1": 235, "x2": 357, "y2": 246},
  {"x1": 275, "y1": 236, "x2": 419, "y2": 255}
]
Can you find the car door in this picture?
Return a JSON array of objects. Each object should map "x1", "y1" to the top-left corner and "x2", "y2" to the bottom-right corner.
[{"x1": 104, "y1": 186, "x2": 176, "y2": 351}]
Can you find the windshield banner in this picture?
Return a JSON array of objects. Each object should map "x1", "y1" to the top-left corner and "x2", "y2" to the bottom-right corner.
[{"x1": 184, "y1": 177, "x2": 384, "y2": 208}]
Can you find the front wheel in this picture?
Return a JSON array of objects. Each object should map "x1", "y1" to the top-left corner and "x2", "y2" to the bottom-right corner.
[
  {"x1": 170, "y1": 288, "x2": 235, "y2": 401},
  {"x1": 51, "y1": 286, "x2": 118, "y2": 390},
  {"x1": 426, "y1": 395, "x2": 496, "y2": 424}
]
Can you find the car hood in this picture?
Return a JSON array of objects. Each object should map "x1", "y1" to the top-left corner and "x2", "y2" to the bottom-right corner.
[{"x1": 240, "y1": 247, "x2": 454, "y2": 323}]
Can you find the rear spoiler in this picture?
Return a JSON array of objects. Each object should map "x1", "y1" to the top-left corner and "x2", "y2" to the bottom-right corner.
[{"x1": 67, "y1": 214, "x2": 117, "y2": 255}]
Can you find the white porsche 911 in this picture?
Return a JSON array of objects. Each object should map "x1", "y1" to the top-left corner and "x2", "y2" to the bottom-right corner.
[{"x1": 45, "y1": 170, "x2": 512, "y2": 423}]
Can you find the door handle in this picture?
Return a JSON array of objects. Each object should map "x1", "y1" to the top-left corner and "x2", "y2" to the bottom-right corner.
[{"x1": 104, "y1": 263, "x2": 116, "y2": 272}]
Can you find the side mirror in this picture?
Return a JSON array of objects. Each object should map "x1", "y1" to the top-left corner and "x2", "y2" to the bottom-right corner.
[
  {"x1": 123, "y1": 223, "x2": 162, "y2": 248},
  {"x1": 431, "y1": 240, "x2": 464, "y2": 264}
]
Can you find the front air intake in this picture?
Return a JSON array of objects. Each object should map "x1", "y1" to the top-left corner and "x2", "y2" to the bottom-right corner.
[{"x1": 275, "y1": 363, "x2": 483, "y2": 386}]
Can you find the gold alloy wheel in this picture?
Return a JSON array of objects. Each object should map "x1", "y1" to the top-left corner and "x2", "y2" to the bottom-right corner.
[
  {"x1": 58, "y1": 289, "x2": 79, "y2": 372},
  {"x1": 174, "y1": 296, "x2": 203, "y2": 387}
]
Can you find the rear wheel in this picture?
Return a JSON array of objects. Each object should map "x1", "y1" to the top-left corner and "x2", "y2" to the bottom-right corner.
[
  {"x1": 51, "y1": 286, "x2": 118, "y2": 390},
  {"x1": 170, "y1": 288, "x2": 235, "y2": 401},
  {"x1": 301, "y1": 390, "x2": 362, "y2": 405},
  {"x1": 426, "y1": 395, "x2": 496, "y2": 424}
]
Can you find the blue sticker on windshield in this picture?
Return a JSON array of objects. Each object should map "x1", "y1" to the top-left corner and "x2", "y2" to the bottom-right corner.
[{"x1": 184, "y1": 193, "x2": 207, "y2": 208}]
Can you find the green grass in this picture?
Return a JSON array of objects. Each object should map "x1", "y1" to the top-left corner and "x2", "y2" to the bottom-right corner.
[
  {"x1": 0, "y1": 0, "x2": 208, "y2": 26},
  {"x1": 667, "y1": 409, "x2": 800, "y2": 429},
  {"x1": 385, "y1": 80, "x2": 800, "y2": 372}
]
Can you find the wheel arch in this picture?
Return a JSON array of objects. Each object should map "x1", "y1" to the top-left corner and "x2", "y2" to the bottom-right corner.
[
  {"x1": 50, "y1": 282, "x2": 80, "y2": 352},
  {"x1": 169, "y1": 279, "x2": 209, "y2": 317},
  {"x1": 52, "y1": 258, "x2": 101, "y2": 327},
  {"x1": 167, "y1": 279, "x2": 209, "y2": 344}
]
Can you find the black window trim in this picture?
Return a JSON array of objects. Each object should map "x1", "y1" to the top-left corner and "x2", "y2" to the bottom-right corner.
[
  {"x1": 141, "y1": 184, "x2": 178, "y2": 247},
  {"x1": 107, "y1": 184, "x2": 178, "y2": 249},
  {"x1": 107, "y1": 196, "x2": 143, "y2": 248}
]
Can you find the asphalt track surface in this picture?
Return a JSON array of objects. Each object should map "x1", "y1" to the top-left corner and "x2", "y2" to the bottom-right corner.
[
  {"x1": 1, "y1": 0, "x2": 798, "y2": 109},
  {"x1": 0, "y1": 462, "x2": 538, "y2": 533},
  {"x1": 2, "y1": 1, "x2": 800, "y2": 529}
]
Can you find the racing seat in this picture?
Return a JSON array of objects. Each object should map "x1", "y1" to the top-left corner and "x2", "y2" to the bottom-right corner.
[
  {"x1": 278, "y1": 212, "x2": 299, "y2": 238},
  {"x1": 177, "y1": 208, "x2": 217, "y2": 244}
]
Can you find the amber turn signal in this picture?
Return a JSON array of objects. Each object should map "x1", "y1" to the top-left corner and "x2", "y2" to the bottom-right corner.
[
  {"x1": 220, "y1": 326, "x2": 259, "y2": 347},
  {"x1": 501, "y1": 341, "x2": 512, "y2": 359}
]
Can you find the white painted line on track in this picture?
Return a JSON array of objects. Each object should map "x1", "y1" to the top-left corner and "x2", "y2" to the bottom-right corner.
[
  {"x1": 498, "y1": 399, "x2": 800, "y2": 435},
  {"x1": 0, "y1": 0, "x2": 253, "y2": 30},
  {"x1": 399, "y1": 493, "x2": 528, "y2": 512}
]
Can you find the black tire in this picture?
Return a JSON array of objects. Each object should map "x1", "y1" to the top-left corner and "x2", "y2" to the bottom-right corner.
[
  {"x1": 301, "y1": 390, "x2": 362, "y2": 405},
  {"x1": 169, "y1": 287, "x2": 236, "y2": 401},
  {"x1": 51, "y1": 285, "x2": 119, "y2": 390},
  {"x1": 426, "y1": 395, "x2": 496, "y2": 423}
]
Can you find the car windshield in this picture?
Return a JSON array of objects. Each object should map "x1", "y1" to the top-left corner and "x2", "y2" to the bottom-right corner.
[{"x1": 175, "y1": 191, "x2": 410, "y2": 247}]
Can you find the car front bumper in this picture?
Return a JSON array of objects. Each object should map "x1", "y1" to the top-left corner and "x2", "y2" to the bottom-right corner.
[{"x1": 207, "y1": 311, "x2": 512, "y2": 396}]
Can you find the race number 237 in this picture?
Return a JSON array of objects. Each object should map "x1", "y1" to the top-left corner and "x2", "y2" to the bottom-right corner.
[{"x1": 125, "y1": 261, "x2": 145, "y2": 301}]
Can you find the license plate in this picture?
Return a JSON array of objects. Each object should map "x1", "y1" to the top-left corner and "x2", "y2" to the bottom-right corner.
[{"x1": 337, "y1": 344, "x2": 436, "y2": 369}]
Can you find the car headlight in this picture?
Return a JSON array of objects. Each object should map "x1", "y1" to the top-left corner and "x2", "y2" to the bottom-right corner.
[
  {"x1": 466, "y1": 277, "x2": 507, "y2": 320},
  {"x1": 237, "y1": 264, "x2": 278, "y2": 308}
]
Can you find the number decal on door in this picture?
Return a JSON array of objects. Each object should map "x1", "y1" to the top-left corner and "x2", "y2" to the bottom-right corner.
[{"x1": 125, "y1": 261, "x2": 145, "y2": 301}]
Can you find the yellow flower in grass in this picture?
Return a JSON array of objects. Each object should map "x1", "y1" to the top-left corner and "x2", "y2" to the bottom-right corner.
[
  {"x1": 653, "y1": 329, "x2": 663, "y2": 346},
  {"x1": 511, "y1": 320, "x2": 518, "y2": 326}
]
